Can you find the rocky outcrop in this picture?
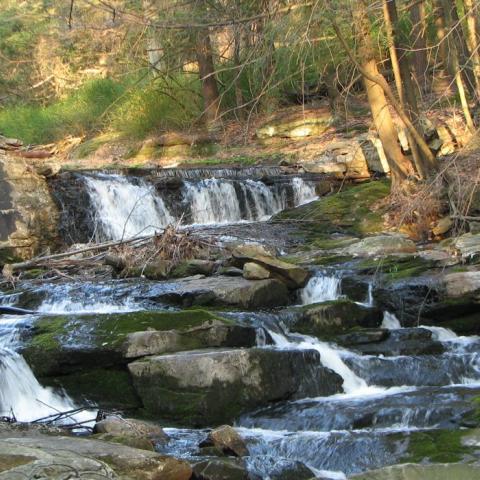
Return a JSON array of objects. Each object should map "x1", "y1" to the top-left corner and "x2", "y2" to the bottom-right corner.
[
  {"x1": 256, "y1": 106, "x2": 333, "y2": 139},
  {"x1": 0, "y1": 152, "x2": 58, "y2": 263},
  {"x1": 156, "y1": 275, "x2": 290, "y2": 308},
  {"x1": 128, "y1": 348, "x2": 343, "y2": 426},
  {"x1": 22, "y1": 310, "x2": 257, "y2": 377}
]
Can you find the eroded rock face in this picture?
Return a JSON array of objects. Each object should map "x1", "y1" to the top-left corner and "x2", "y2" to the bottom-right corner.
[
  {"x1": 128, "y1": 348, "x2": 343, "y2": 426},
  {"x1": 0, "y1": 153, "x2": 58, "y2": 263}
]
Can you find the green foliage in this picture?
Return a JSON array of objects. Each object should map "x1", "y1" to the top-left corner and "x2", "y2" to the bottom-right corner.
[
  {"x1": 111, "y1": 76, "x2": 202, "y2": 138},
  {"x1": 0, "y1": 79, "x2": 124, "y2": 143}
]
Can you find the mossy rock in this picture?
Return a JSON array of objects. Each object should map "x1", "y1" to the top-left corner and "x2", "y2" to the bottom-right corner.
[
  {"x1": 354, "y1": 255, "x2": 438, "y2": 282},
  {"x1": 22, "y1": 309, "x2": 227, "y2": 376},
  {"x1": 402, "y1": 429, "x2": 476, "y2": 464},
  {"x1": 41, "y1": 368, "x2": 142, "y2": 410},
  {"x1": 290, "y1": 299, "x2": 383, "y2": 338},
  {"x1": 274, "y1": 180, "x2": 390, "y2": 246}
]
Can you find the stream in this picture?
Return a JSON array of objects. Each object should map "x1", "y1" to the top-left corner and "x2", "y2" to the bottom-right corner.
[{"x1": 1, "y1": 171, "x2": 480, "y2": 479}]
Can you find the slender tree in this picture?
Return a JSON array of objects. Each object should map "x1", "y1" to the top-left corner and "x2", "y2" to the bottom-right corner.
[
  {"x1": 195, "y1": 27, "x2": 221, "y2": 126},
  {"x1": 348, "y1": 0, "x2": 414, "y2": 187},
  {"x1": 409, "y1": 0, "x2": 428, "y2": 93},
  {"x1": 382, "y1": 0, "x2": 435, "y2": 178},
  {"x1": 461, "y1": 0, "x2": 480, "y2": 101}
]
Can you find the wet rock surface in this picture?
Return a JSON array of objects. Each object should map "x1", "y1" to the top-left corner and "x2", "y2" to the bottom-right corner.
[{"x1": 128, "y1": 348, "x2": 343, "y2": 426}]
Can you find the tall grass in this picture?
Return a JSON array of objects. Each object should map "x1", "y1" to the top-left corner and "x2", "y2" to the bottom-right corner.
[
  {"x1": 0, "y1": 79, "x2": 124, "y2": 144},
  {"x1": 0, "y1": 75, "x2": 203, "y2": 144}
]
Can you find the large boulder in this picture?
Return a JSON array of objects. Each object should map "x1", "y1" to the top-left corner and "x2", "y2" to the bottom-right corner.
[
  {"x1": 232, "y1": 245, "x2": 310, "y2": 288},
  {"x1": 22, "y1": 310, "x2": 256, "y2": 377},
  {"x1": 338, "y1": 327, "x2": 444, "y2": 356},
  {"x1": 442, "y1": 271, "x2": 480, "y2": 298},
  {"x1": 156, "y1": 275, "x2": 290, "y2": 308},
  {"x1": 192, "y1": 458, "x2": 249, "y2": 480},
  {"x1": 128, "y1": 348, "x2": 343, "y2": 426},
  {"x1": 342, "y1": 235, "x2": 417, "y2": 257},
  {"x1": 291, "y1": 300, "x2": 383, "y2": 337},
  {"x1": 0, "y1": 152, "x2": 58, "y2": 263}
]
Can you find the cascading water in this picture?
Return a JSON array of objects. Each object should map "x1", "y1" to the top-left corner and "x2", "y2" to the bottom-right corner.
[
  {"x1": 381, "y1": 311, "x2": 402, "y2": 329},
  {"x1": 0, "y1": 315, "x2": 89, "y2": 423},
  {"x1": 83, "y1": 174, "x2": 318, "y2": 240},
  {"x1": 301, "y1": 272, "x2": 342, "y2": 304},
  {"x1": 0, "y1": 294, "x2": 108, "y2": 424},
  {"x1": 84, "y1": 175, "x2": 174, "y2": 240}
]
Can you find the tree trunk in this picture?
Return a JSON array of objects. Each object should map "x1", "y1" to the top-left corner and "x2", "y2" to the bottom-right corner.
[
  {"x1": 351, "y1": 0, "x2": 414, "y2": 187},
  {"x1": 410, "y1": 1, "x2": 428, "y2": 93},
  {"x1": 462, "y1": 0, "x2": 480, "y2": 101},
  {"x1": 383, "y1": 0, "x2": 435, "y2": 178},
  {"x1": 233, "y1": 26, "x2": 245, "y2": 120},
  {"x1": 142, "y1": 0, "x2": 163, "y2": 74},
  {"x1": 434, "y1": 0, "x2": 475, "y2": 132},
  {"x1": 195, "y1": 28, "x2": 221, "y2": 127}
]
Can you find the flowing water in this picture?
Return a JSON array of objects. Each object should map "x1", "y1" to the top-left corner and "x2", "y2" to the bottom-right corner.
[
  {"x1": 2, "y1": 171, "x2": 480, "y2": 478},
  {"x1": 82, "y1": 174, "x2": 318, "y2": 240}
]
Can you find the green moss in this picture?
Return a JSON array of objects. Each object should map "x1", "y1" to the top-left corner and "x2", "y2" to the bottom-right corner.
[
  {"x1": 274, "y1": 180, "x2": 390, "y2": 246},
  {"x1": 42, "y1": 368, "x2": 141, "y2": 409},
  {"x1": 403, "y1": 429, "x2": 473, "y2": 464},
  {"x1": 29, "y1": 309, "x2": 225, "y2": 351},
  {"x1": 355, "y1": 255, "x2": 437, "y2": 281}
]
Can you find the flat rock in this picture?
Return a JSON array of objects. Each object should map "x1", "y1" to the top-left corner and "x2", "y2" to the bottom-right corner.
[
  {"x1": 157, "y1": 275, "x2": 290, "y2": 308},
  {"x1": 342, "y1": 235, "x2": 417, "y2": 257},
  {"x1": 0, "y1": 435, "x2": 192, "y2": 480},
  {"x1": 128, "y1": 348, "x2": 343, "y2": 426}
]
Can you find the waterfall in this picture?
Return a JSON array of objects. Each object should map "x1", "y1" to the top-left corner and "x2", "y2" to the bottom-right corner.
[
  {"x1": 292, "y1": 177, "x2": 318, "y2": 205},
  {"x1": 0, "y1": 296, "x2": 102, "y2": 424},
  {"x1": 84, "y1": 174, "x2": 174, "y2": 240},
  {"x1": 0, "y1": 316, "x2": 90, "y2": 423},
  {"x1": 381, "y1": 311, "x2": 401, "y2": 329},
  {"x1": 301, "y1": 273, "x2": 342, "y2": 305},
  {"x1": 268, "y1": 327, "x2": 383, "y2": 395},
  {"x1": 82, "y1": 173, "x2": 318, "y2": 240}
]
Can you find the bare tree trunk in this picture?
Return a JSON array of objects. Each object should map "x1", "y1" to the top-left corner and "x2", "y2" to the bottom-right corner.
[
  {"x1": 233, "y1": 26, "x2": 245, "y2": 119},
  {"x1": 195, "y1": 28, "x2": 221, "y2": 127},
  {"x1": 351, "y1": 0, "x2": 414, "y2": 187},
  {"x1": 448, "y1": 0, "x2": 477, "y2": 98},
  {"x1": 462, "y1": 0, "x2": 480, "y2": 101},
  {"x1": 382, "y1": 0, "x2": 404, "y2": 105},
  {"x1": 435, "y1": 0, "x2": 475, "y2": 132},
  {"x1": 410, "y1": 0, "x2": 429, "y2": 93},
  {"x1": 383, "y1": 0, "x2": 435, "y2": 178},
  {"x1": 142, "y1": 0, "x2": 163, "y2": 75}
]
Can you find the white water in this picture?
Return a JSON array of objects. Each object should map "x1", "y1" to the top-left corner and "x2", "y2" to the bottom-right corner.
[
  {"x1": 301, "y1": 273, "x2": 342, "y2": 305},
  {"x1": 84, "y1": 174, "x2": 317, "y2": 239},
  {"x1": 0, "y1": 295, "x2": 117, "y2": 424},
  {"x1": 292, "y1": 177, "x2": 318, "y2": 205},
  {"x1": 423, "y1": 326, "x2": 458, "y2": 341},
  {"x1": 269, "y1": 328, "x2": 383, "y2": 395},
  {"x1": 85, "y1": 175, "x2": 174, "y2": 240},
  {"x1": 381, "y1": 311, "x2": 402, "y2": 329}
]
